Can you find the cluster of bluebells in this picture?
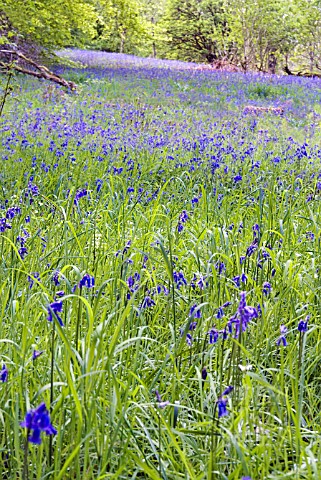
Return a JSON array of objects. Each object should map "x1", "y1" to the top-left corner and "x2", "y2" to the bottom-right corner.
[
  {"x1": 16, "y1": 229, "x2": 30, "y2": 260},
  {"x1": 180, "y1": 304, "x2": 202, "y2": 345},
  {"x1": 74, "y1": 188, "x2": 89, "y2": 205},
  {"x1": 72, "y1": 273, "x2": 95, "y2": 292},
  {"x1": 140, "y1": 295, "x2": 156, "y2": 310},
  {"x1": 173, "y1": 271, "x2": 187, "y2": 289},
  {"x1": 208, "y1": 293, "x2": 258, "y2": 344},
  {"x1": 127, "y1": 272, "x2": 140, "y2": 299},
  {"x1": 20, "y1": 403, "x2": 57, "y2": 444},
  {"x1": 24, "y1": 181, "x2": 39, "y2": 204},
  {"x1": 227, "y1": 292, "x2": 258, "y2": 337},
  {"x1": 190, "y1": 273, "x2": 207, "y2": 290},
  {"x1": 177, "y1": 210, "x2": 188, "y2": 233}
]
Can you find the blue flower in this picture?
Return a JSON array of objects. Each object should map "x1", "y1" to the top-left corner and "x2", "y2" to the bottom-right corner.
[
  {"x1": 189, "y1": 304, "x2": 201, "y2": 318},
  {"x1": 1, "y1": 364, "x2": 8, "y2": 382},
  {"x1": 79, "y1": 273, "x2": 95, "y2": 289},
  {"x1": 47, "y1": 301, "x2": 64, "y2": 327},
  {"x1": 52, "y1": 270, "x2": 60, "y2": 286},
  {"x1": 27, "y1": 272, "x2": 40, "y2": 289},
  {"x1": 227, "y1": 292, "x2": 258, "y2": 337},
  {"x1": 217, "y1": 385, "x2": 234, "y2": 418},
  {"x1": 277, "y1": 325, "x2": 288, "y2": 346},
  {"x1": 155, "y1": 390, "x2": 169, "y2": 409},
  {"x1": 141, "y1": 296, "x2": 155, "y2": 309},
  {"x1": 217, "y1": 398, "x2": 228, "y2": 417},
  {"x1": 216, "y1": 307, "x2": 224, "y2": 319},
  {"x1": 32, "y1": 350, "x2": 44, "y2": 361},
  {"x1": 20, "y1": 403, "x2": 57, "y2": 444},
  {"x1": 262, "y1": 282, "x2": 272, "y2": 295},
  {"x1": 215, "y1": 262, "x2": 226, "y2": 274},
  {"x1": 233, "y1": 175, "x2": 242, "y2": 183},
  {"x1": 179, "y1": 210, "x2": 188, "y2": 223},
  {"x1": 208, "y1": 328, "x2": 219, "y2": 344},
  {"x1": 222, "y1": 385, "x2": 234, "y2": 396},
  {"x1": 173, "y1": 271, "x2": 187, "y2": 289},
  {"x1": 298, "y1": 315, "x2": 309, "y2": 333}
]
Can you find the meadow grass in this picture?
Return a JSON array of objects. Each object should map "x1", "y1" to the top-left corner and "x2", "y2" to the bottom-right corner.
[{"x1": 1, "y1": 51, "x2": 321, "y2": 479}]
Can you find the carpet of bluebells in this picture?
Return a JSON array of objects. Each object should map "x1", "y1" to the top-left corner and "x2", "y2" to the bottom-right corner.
[{"x1": 1, "y1": 50, "x2": 321, "y2": 479}]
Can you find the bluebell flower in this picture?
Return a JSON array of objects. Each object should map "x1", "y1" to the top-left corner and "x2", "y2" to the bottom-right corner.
[
  {"x1": 215, "y1": 262, "x2": 226, "y2": 274},
  {"x1": 217, "y1": 385, "x2": 234, "y2": 418},
  {"x1": 217, "y1": 398, "x2": 228, "y2": 417},
  {"x1": 0, "y1": 364, "x2": 8, "y2": 382},
  {"x1": 32, "y1": 350, "x2": 44, "y2": 361},
  {"x1": 233, "y1": 175, "x2": 242, "y2": 183},
  {"x1": 246, "y1": 239, "x2": 258, "y2": 257},
  {"x1": 27, "y1": 272, "x2": 40, "y2": 289},
  {"x1": 127, "y1": 273, "x2": 140, "y2": 299},
  {"x1": 179, "y1": 210, "x2": 188, "y2": 223},
  {"x1": 79, "y1": 274, "x2": 95, "y2": 289},
  {"x1": 155, "y1": 390, "x2": 169, "y2": 409},
  {"x1": 228, "y1": 292, "x2": 258, "y2": 337},
  {"x1": 262, "y1": 282, "x2": 272, "y2": 295},
  {"x1": 208, "y1": 328, "x2": 219, "y2": 344},
  {"x1": 18, "y1": 247, "x2": 28, "y2": 259},
  {"x1": 277, "y1": 325, "x2": 288, "y2": 346},
  {"x1": 74, "y1": 188, "x2": 88, "y2": 205},
  {"x1": 141, "y1": 296, "x2": 155, "y2": 309},
  {"x1": 252, "y1": 224, "x2": 260, "y2": 237},
  {"x1": 47, "y1": 301, "x2": 64, "y2": 327},
  {"x1": 20, "y1": 403, "x2": 57, "y2": 444},
  {"x1": 233, "y1": 274, "x2": 247, "y2": 287},
  {"x1": 222, "y1": 301, "x2": 232, "y2": 308},
  {"x1": 0, "y1": 218, "x2": 12, "y2": 232},
  {"x1": 189, "y1": 304, "x2": 201, "y2": 318},
  {"x1": 201, "y1": 367, "x2": 208, "y2": 380},
  {"x1": 52, "y1": 270, "x2": 60, "y2": 286},
  {"x1": 298, "y1": 315, "x2": 309, "y2": 333},
  {"x1": 55, "y1": 290, "x2": 65, "y2": 298},
  {"x1": 222, "y1": 385, "x2": 234, "y2": 396},
  {"x1": 173, "y1": 271, "x2": 187, "y2": 289},
  {"x1": 216, "y1": 307, "x2": 224, "y2": 319}
]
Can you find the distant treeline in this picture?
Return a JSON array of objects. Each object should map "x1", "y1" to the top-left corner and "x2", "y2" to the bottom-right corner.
[{"x1": 2, "y1": 0, "x2": 321, "y2": 74}]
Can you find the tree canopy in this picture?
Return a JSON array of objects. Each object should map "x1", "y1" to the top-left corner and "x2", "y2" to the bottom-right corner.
[{"x1": 1, "y1": 0, "x2": 321, "y2": 75}]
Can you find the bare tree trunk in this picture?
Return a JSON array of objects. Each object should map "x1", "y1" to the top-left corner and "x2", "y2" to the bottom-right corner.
[{"x1": 151, "y1": 17, "x2": 157, "y2": 58}]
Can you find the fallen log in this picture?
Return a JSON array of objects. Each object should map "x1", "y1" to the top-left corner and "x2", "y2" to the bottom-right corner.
[
  {"x1": 0, "y1": 49, "x2": 76, "y2": 90},
  {"x1": 283, "y1": 65, "x2": 321, "y2": 79}
]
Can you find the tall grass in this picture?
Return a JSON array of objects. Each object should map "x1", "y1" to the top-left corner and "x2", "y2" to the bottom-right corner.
[{"x1": 1, "y1": 53, "x2": 321, "y2": 478}]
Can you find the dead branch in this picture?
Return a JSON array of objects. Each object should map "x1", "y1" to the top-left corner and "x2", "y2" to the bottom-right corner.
[{"x1": 0, "y1": 49, "x2": 76, "y2": 90}]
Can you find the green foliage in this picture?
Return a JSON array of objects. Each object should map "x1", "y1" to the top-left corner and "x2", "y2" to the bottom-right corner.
[
  {"x1": 92, "y1": 0, "x2": 146, "y2": 54},
  {"x1": 247, "y1": 83, "x2": 289, "y2": 100},
  {"x1": 162, "y1": 0, "x2": 230, "y2": 63},
  {"x1": 2, "y1": 0, "x2": 98, "y2": 48}
]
